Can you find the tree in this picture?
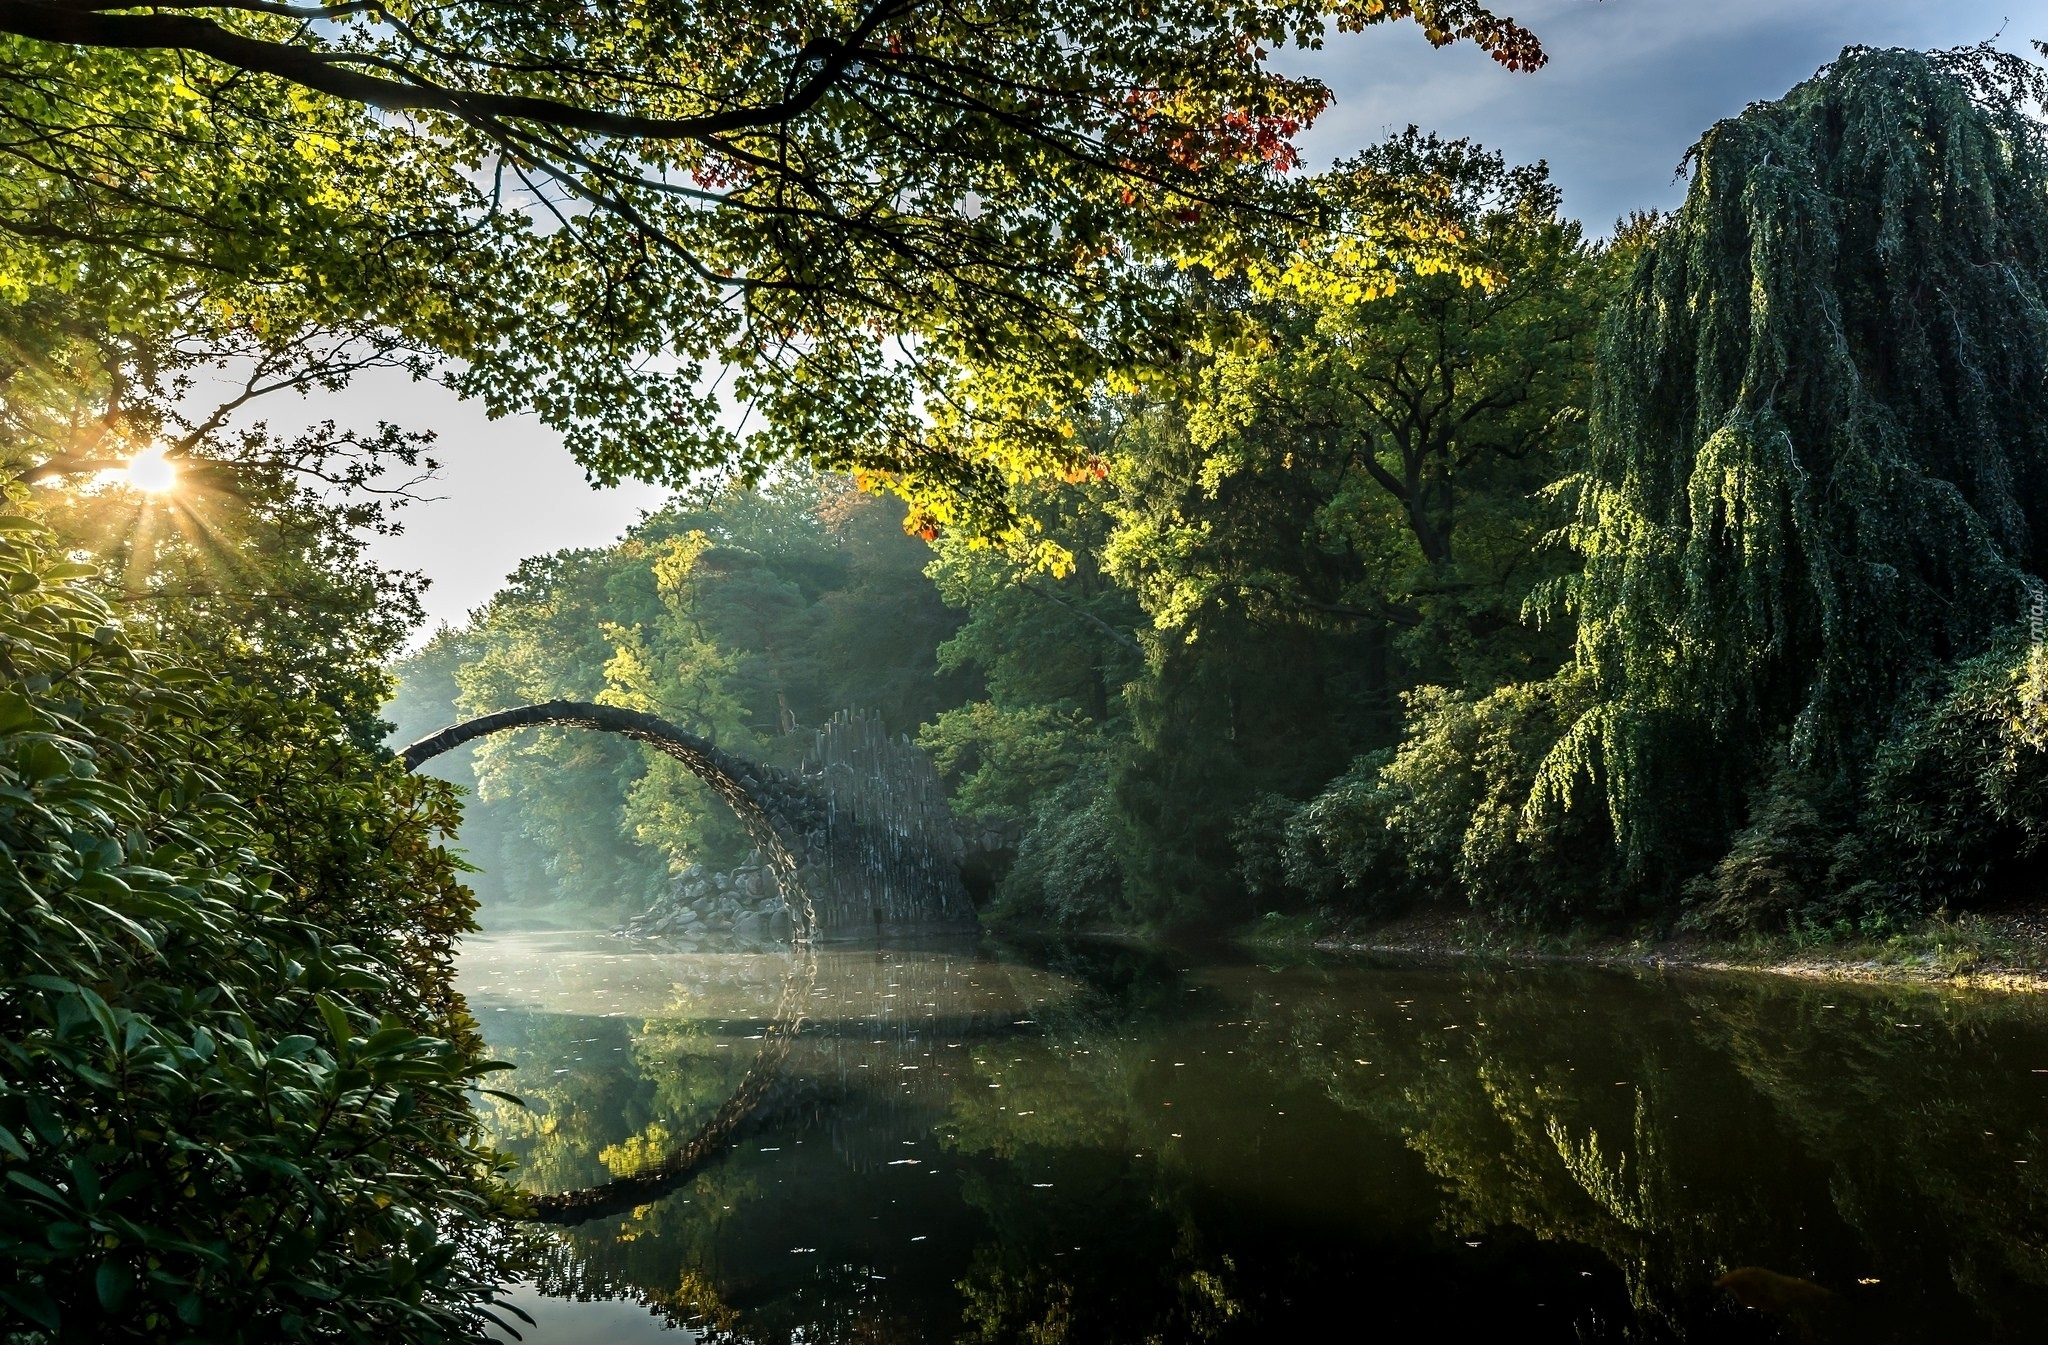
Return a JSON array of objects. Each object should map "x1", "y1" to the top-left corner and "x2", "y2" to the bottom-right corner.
[
  {"x1": 35, "y1": 432, "x2": 427, "y2": 747},
  {"x1": 399, "y1": 473, "x2": 973, "y2": 904},
  {"x1": 1536, "y1": 44, "x2": 2048, "y2": 897},
  {"x1": 1285, "y1": 131, "x2": 1596, "y2": 575},
  {"x1": 0, "y1": 1, "x2": 1547, "y2": 531},
  {"x1": 1100, "y1": 140, "x2": 1596, "y2": 719},
  {"x1": 1271, "y1": 47, "x2": 2048, "y2": 931},
  {"x1": 907, "y1": 143, "x2": 1603, "y2": 924},
  {"x1": 448, "y1": 544, "x2": 676, "y2": 909},
  {"x1": 922, "y1": 468, "x2": 1141, "y2": 819},
  {"x1": 0, "y1": 286, "x2": 445, "y2": 756}
]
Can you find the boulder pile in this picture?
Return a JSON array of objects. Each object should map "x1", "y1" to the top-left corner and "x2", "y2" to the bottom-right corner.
[{"x1": 617, "y1": 853, "x2": 793, "y2": 948}]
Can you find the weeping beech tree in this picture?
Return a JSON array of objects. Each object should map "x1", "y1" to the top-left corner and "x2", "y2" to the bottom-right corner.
[{"x1": 1534, "y1": 44, "x2": 2048, "y2": 912}]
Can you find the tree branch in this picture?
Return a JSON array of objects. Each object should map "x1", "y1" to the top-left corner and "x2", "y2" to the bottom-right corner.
[
  {"x1": 0, "y1": 0, "x2": 904, "y2": 142},
  {"x1": 1015, "y1": 577, "x2": 1142, "y2": 655}
]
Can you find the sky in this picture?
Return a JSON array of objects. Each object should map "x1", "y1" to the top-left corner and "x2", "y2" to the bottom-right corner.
[{"x1": 345, "y1": 0, "x2": 2039, "y2": 632}]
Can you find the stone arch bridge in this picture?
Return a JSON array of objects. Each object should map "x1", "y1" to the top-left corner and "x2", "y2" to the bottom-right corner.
[{"x1": 399, "y1": 700, "x2": 977, "y2": 944}]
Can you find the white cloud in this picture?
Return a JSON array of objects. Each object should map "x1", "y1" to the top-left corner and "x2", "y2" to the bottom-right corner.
[{"x1": 1287, "y1": 0, "x2": 2026, "y2": 228}]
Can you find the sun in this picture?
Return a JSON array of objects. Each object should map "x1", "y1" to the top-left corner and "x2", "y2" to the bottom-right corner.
[{"x1": 124, "y1": 449, "x2": 178, "y2": 494}]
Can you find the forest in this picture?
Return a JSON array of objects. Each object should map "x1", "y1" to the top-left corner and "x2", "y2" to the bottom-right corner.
[
  {"x1": 0, "y1": 2, "x2": 2044, "y2": 1341},
  {"x1": 398, "y1": 57, "x2": 2048, "y2": 941}
]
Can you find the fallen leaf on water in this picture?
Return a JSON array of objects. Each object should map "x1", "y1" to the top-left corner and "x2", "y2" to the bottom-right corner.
[{"x1": 1716, "y1": 1267, "x2": 1832, "y2": 1313}]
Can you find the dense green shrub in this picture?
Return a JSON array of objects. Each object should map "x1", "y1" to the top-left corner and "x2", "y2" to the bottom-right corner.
[
  {"x1": 0, "y1": 512, "x2": 525, "y2": 1343},
  {"x1": 1862, "y1": 634, "x2": 2048, "y2": 910},
  {"x1": 1274, "y1": 680, "x2": 1617, "y2": 925},
  {"x1": 1692, "y1": 632, "x2": 2048, "y2": 931},
  {"x1": 1687, "y1": 768, "x2": 1862, "y2": 932},
  {"x1": 999, "y1": 760, "x2": 1126, "y2": 928}
]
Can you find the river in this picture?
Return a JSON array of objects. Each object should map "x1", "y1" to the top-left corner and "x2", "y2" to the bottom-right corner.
[{"x1": 458, "y1": 927, "x2": 2048, "y2": 1343}]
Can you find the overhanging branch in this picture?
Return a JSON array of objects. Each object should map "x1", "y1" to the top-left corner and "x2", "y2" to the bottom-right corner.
[{"x1": 0, "y1": 0, "x2": 903, "y2": 142}]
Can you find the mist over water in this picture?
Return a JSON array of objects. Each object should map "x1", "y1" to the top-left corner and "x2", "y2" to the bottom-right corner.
[{"x1": 462, "y1": 925, "x2": 2048, "y2": 1344}]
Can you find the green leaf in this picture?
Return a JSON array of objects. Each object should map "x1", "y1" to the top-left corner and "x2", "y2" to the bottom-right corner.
[
  {"x1": 94, "y1": 1261, "x2": 134, "y2": 1313},
  {"x1": 280, "y1": 1279, "x2": 341, "y2": 1301},
  {"x1": 44, "y1": 1221, "x2": 90, "y2": 1252},
  {"x1": 313, "y1": 994, "x2": 354, "y2": 1052},
  {"x1": 69, "y1": 1157, "x2": 100, "y2": 1212},
  {"x1": 0, "y1": 689, "x2": 44, "y2": 735},
  {"x1": 0, "y1": 1285, "x2": 60, "y2": 1330},
  {"x1": 40, "y1": 562, "x2": 100, "y2": 582},
  {"x1": 7, "y1": 1170, "x2": 75, "y2": 1209},
  {"x1": 0, "y1": 1123, "x2": 29, "y2": 1161},
  {"x1": 358, "y1": 1026, "x2": 427, "y2": 1058}
]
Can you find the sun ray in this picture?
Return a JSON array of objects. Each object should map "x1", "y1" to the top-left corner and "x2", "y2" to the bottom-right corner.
[
  {"x1": 156, "y1": 491, "x2": 276, "y2": 598},
  {"x1": 122, "y1": 498, "x2": 162, "y2": 599}
]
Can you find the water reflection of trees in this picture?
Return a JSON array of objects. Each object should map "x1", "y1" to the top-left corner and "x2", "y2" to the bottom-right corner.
[
  {"x1": 1255, "y1": 963, "x2": 2048, "y2": 1342},
  {"x1": 478, "y1": 990, "x2": 759, "y2": 1195},
  {"x1": 484, "y1": 945, "x2": 2048, "y2": 1343},
  {"x1": 1687, "y1": 979, "x2": 2048, "y2": 1337},
  {"x1": 1261, "y1": 966, "x2": 1803, "y2": 1338}
]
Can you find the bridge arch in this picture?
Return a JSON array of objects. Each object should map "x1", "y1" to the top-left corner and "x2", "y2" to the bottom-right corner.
[
  {"x1": 401, "y1": 700, "x2": 825, "y2": 1221},
  {"x1": 401, "y1": 699, "x2": 976, "y2": 943},
  {"x1": 399, "y1": 699, "x2": 823, "y2": 941}
]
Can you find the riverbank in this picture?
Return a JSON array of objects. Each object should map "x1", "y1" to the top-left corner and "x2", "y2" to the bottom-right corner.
[{"x1": 1246, "y1": 906, "x2": 2048, "y2": 993}]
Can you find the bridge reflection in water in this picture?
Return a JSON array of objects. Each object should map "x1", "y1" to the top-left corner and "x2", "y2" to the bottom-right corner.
[
  {"x1": 464, "y1": 932, "x2": 2048, "y2": 1344},
  {"x1": 407, "y1": 700, "x2": 996, "y2": 1227}
]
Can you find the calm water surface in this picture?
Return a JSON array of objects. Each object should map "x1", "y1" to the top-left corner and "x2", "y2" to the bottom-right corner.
[{"x1": 458, "y1": 929, "x2": 2048, "y2": 1343}]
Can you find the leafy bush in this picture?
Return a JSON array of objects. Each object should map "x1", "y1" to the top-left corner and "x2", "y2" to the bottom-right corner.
[
  {"x1": 1687, "y1": 768, "x2": 1863, "y2": 932},
  {"x1": 999, "y1": 759, "x2": 1126, "y2": 928},
  {"x1": 1688, "y1": 632, "x2": 2048, "y2": 932},
  {"x1": 1860, "y1": 634, "x2": 2048, "y2": 910},
  {"x1": 1241, "y1": 754, "x2": 1401, "y2": 912},
  {"x1": 1274, "y1": 680, "x2": 1618, "y2": 926},
  {"x1": 1232, "y1": 791, "x2": 1323, "y2": 906},
  {"x1": 0, "y1": 514, "x2": 526, "y2": 1343},
  {"x1": 919, "y1": 701, "x2": 1103, "y2": 828}
]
